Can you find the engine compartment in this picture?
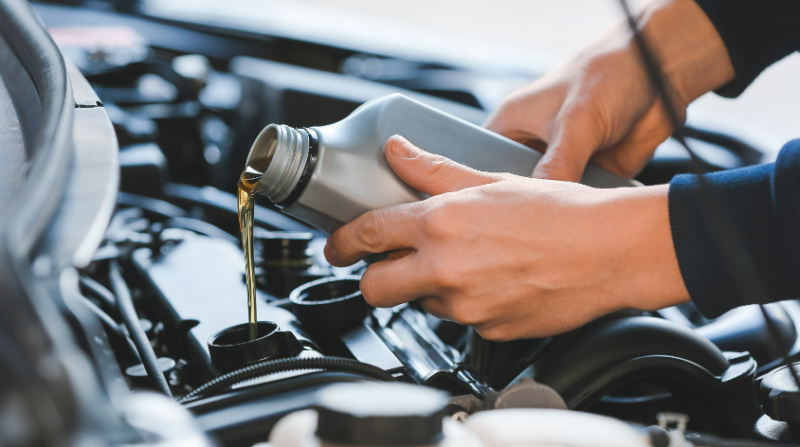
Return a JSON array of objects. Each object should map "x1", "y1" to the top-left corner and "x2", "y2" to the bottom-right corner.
[{"x1": 27, "y1": 2, "x2": 800, "y2": 445}]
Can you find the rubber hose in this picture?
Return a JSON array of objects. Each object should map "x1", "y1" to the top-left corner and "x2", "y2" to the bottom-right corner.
[
  {"x1": 79, "y1": 293, "x2": 141, "y2": 363},
  {"x1": 179, "y1": 356, "x2": 394, "y2": 403},
  {"x1": 110, "y1": 262, "x2": 172, "y2": 397},
  {"x1": 80, "y1": 276, "x2": 117, "y2": 313}
]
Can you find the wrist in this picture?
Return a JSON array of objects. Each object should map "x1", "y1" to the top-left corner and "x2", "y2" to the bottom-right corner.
[
  {"x1": 606, "y1": 184, "x2": 690, "y2": 312},
  {"x1": 638, "y1": 0, "x2": 734, "y2": 105}
]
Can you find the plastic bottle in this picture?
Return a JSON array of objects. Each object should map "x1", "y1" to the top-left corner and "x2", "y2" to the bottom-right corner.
[{"x1": 244, "y1": 93, "x2": 637, "y2": 234}]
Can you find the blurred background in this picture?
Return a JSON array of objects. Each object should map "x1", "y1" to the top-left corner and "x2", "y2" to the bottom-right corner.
[{"x1": 289, "y1": 0, "x2": 800, "y2": 157}]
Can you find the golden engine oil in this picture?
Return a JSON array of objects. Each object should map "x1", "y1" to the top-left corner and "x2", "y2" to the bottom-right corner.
[{"x1": 238, "y1": 166, "x2": 262, "y2": 340}]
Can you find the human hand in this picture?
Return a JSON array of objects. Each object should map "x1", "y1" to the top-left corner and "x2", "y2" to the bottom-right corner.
[
  {"x1": 484, "y1": 0, "x2": 734, "y2": 182},
  {"x1": 325, "y1": 136, "x2": 689, "y2": 340}
]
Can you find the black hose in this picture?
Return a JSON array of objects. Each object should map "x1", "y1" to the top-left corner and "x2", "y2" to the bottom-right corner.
[
  {"x1": 80, "y1": 276, "x2": 117, "y2": 313},
  {"x1": 109, "y1": 262, "x2": 172, "y2": 397},
  {"x1": 179, "y1": 357, "x2": 394, "y2": 403},
  {"x1": 79, "y1": 293, "x2": 141, "y2": 363},
  {"x1": 682, "y1": 126, "x2": 763, "y2": 167}
]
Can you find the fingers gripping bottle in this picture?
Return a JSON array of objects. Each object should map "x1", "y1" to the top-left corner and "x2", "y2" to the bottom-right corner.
[{"x1": 244, "y1": 93, "x2": 637, "y2": 234}]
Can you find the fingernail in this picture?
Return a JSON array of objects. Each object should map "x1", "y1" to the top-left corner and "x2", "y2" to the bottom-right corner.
[{"x1": 390, "y1": 135, "x2": 422, "y2": 159}]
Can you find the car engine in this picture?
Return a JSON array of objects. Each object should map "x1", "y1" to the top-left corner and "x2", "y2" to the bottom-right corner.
[{"x1": 4, "y1": 1, "x2": 800, "y2": 446}]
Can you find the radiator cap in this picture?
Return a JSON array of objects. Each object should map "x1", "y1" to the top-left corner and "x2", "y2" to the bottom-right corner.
[{"x1": 316, "y1": 383, "x2": 447, "y2": 446}]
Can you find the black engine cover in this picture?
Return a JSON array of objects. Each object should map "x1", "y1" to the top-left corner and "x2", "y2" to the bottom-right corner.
[{"x1": 132, "y1": 231, "x2": 310, "y2": 382}]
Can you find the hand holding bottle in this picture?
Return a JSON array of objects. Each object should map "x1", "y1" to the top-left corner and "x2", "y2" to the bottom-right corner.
[
  {"x1": 324, "y1": 0, "x2": 738, "y2": 340},
  {"x1": 325, "y1": 136, "x2": 690, "y2": 340},
  {"x1": 484, "y1": 0, "x2": 734, "y2": 182}
]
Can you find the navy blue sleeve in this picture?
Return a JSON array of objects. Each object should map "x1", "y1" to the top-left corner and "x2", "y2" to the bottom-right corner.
[
  {"x1": 669, "y1": 140, "x2": 800, "y2": 318},
  {"x1": 693, "y1": 0, "x2": 800, "y2": 97}
]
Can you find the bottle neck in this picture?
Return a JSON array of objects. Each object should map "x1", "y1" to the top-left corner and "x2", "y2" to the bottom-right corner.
[{"x1": 247, "y1": 124, "x2": 317, "y2": 206}]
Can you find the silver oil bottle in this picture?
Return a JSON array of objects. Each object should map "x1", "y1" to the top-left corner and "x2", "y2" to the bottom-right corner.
[{"x1": 244, "y1": 93, "x2": 637, "y2": 234}]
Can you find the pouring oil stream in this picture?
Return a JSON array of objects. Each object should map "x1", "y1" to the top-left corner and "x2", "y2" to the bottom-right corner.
[{"x1": 238, "y1": 166, "x2": 263, "y2": 340}]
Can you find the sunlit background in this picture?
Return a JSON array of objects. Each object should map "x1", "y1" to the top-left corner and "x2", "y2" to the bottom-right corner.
[{"x1": 288, "y1": 0, "x2": 800, "y2": 158}]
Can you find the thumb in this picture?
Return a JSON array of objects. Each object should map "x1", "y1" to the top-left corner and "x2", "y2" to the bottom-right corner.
[
  {"x1": 385, "y1": 135, "x2": 500, "y2": 196},
  {"x1": 532, "y1": 113, "x2": 600, "y2": 182}
]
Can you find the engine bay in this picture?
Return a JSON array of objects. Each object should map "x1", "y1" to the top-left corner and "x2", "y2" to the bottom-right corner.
[{"x1": 11, "y1": 2, "x2": 800, "y2": 446}]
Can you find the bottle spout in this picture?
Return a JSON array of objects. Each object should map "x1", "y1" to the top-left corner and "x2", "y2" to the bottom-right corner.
[{"x1": 245, "y1": 124, "x2": 310, "y2": 204}]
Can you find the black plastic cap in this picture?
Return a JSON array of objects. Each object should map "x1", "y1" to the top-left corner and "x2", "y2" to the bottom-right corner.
[
  {"x1": 290, "y1": 277, "x2": 370, "y2": 335},
  {"x1": 761, "y1": 363, "x2": 800, "y2": 423},
  {"x1": 254, "y1": 228, "x2": 314, "y2": 269},
  {"x1": 208, "y1": 321, "x2": 303, "y2": 373},
  {"x1": 316, "y1": 383, "x2": 447, "y2": 446}
]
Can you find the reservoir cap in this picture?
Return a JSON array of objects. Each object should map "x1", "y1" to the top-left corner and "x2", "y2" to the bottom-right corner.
[{"x1": 316, "y1": 383, "x2": 447, "y2": 446}]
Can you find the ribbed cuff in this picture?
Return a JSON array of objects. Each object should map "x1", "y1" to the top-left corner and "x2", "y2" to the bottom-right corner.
[
  {"x1": 772, "y1": 139, "x2": 800, "y2": 293},
  {"x1": 669, "y1": 163, "x2": 791, "y2": 319}
]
